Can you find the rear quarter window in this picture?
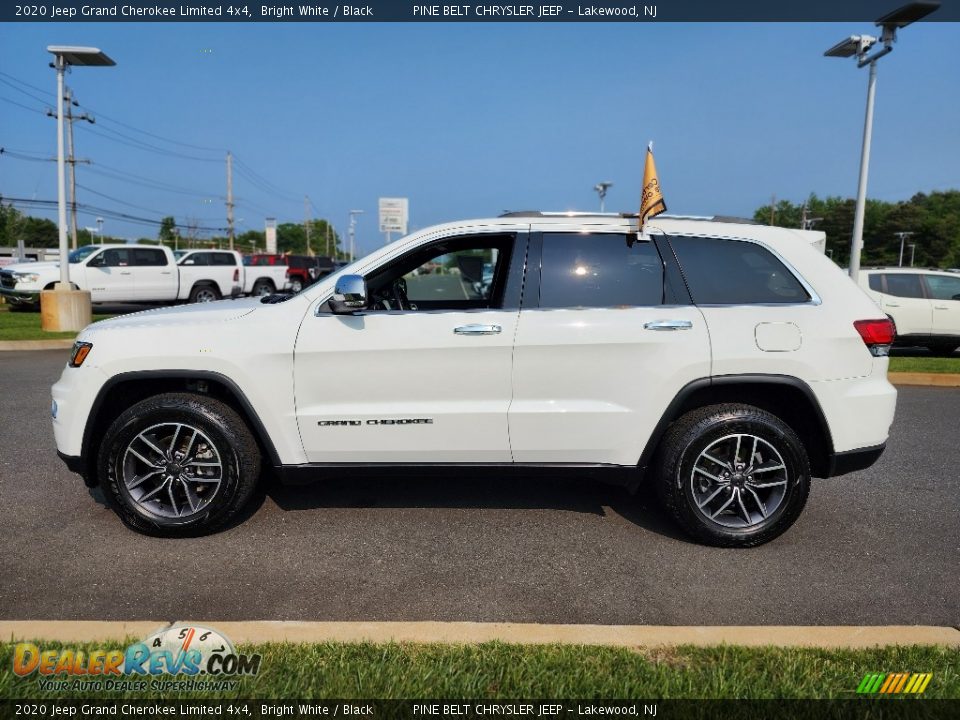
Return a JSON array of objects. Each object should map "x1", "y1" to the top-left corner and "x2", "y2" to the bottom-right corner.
[{"x1": 670, "y1": 236, "x2": 810, "y2": 305}]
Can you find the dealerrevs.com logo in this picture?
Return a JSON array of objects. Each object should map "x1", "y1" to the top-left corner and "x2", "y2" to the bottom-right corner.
[{"x1": 12, "y1": 625, "x2": 261, "y2": 693}]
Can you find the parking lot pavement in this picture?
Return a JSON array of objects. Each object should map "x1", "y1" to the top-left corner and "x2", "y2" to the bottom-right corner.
[{"x1": 0, "y1": 349, "x2": 957, "y2": 625}]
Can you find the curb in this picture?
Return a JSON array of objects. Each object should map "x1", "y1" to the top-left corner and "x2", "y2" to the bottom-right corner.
[
  {"x1": 888, "y1": 372, "x2": 960, "y2": 387},
  {"x1": 0, "y1": 339, "x2": 74, "y2": 351},
  {"x1": 2, "y1": 621, "x2": 958, "y2": 649}
]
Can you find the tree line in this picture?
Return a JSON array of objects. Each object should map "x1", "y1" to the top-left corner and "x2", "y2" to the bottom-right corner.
[{"x1": 751, "y1": 190, "x2": 960, "y2": 268}]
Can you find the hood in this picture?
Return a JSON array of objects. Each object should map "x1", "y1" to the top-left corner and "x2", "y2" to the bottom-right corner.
[
  {"x1": 88, "y1": 296, "x2": 262, "y2": 332},
  {"x1": 2, "y1": 261, "x2": 59, "y2": 274}
]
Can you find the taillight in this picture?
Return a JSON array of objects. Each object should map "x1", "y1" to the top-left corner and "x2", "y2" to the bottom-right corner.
[
  {"x1": 233, "y1": 268, "x2": 239, "y2": 282},
  {"x1": 854, "y1": 319, "x2": 895, "y2": 357}
]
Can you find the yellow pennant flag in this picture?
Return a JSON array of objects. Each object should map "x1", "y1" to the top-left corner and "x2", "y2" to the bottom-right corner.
[{"x1": 639, "y1": 142, "x2": 667, "y2": 225}]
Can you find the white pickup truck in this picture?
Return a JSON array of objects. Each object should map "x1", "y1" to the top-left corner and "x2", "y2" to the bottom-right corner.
[{"x1": 0, "y1": 244, "x2": 288, "y2": 307}]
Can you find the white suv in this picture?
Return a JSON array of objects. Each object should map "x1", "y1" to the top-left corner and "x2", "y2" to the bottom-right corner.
[
  {"x1": 51, "y1": 214, "x2": 897, "y2": 547},
  {"x1": 859, "y1": 268, "x2": 960, "y2": 356}
]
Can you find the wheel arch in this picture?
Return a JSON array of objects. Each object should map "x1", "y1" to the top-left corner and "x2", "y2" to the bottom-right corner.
[
  {"x1": 636, "y1": 374, "x2": 835, "y2": 485},
  {"x1": 81, "y1": 370, "x2": 281, "y2": 484}
]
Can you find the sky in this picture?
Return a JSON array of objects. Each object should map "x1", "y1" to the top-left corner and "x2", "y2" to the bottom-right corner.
[{"x1": 1, "y1": 21, "x2": 958, "y2": 256}]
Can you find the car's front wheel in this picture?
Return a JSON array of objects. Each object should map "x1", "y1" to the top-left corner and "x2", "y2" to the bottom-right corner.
[
  {"x1": 655, "y1": 403, "x2": 810, "y2": 548},
  {"x1": 98, "y1": 393, "x2": 261, "y2": 537}
]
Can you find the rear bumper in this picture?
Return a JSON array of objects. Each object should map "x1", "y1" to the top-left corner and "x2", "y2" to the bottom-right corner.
[{"x1": 826, "y1": 443, "x2": 886, "y2": 478}]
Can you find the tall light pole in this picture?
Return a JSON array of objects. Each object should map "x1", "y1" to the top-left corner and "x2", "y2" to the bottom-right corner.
[
  {"x1": 895, "y1": 230, "x2": 915, "y2": 266},
  {"x1": 909, "y1": 242, "x2": 918, "y2": 267},
  {"x1": 593, "y1": 181, "x2": 613, "y2": 213},
  {"x1": 348, "y1": 210, "x2": 364, "y2": 263},
  {"x1": 824, "y1": 1, "x2": 939, "y2": 282},
  {"x1": 44, "y1": 46, "x2": 114, "y2": 332}
]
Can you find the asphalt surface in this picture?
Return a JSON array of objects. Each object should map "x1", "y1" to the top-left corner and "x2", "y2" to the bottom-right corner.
[{"x1": 0, "y1": 349, "x2": 957, "y2": 625}]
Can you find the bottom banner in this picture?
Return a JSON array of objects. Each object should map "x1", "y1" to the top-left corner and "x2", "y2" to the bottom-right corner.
[{"x1": 1, "y1": 700, "x2": 958, "y2": 720}]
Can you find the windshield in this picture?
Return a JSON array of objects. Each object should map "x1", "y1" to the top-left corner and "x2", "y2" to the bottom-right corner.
[
  {"x1": 69, "y1": 245, "x2": 100, "y2": 263},
  {"x1": 174, "y1": 250, "x2": 187, "y2": 260}
]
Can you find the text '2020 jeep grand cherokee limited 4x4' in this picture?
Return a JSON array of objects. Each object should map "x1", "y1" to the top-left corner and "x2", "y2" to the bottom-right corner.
[{"x1": 51, "y1": 213, "x2": 897, "y2": 546}]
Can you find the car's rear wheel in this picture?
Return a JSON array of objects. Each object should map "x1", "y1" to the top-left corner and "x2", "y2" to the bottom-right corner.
[
  {"x1": 655, "y1": 403, "x2": 810, "y2": 548},
  {"x1": 288, "y1": 278, "x2": 303, "y2": 293},
  {"x1": 98, "y1": 393, "x2": 261, "y2": 537},
  {"x1": 252, "y1": 279, "x2": 274, "y2": 296},
  {"x1": 189, "y1": 284, "x2": 220, "y2": 303}
]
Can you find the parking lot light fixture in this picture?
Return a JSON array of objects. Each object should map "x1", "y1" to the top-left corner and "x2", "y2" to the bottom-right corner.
[
  {"x1": 823, "y1": 2, "x2": 940, "y2": 282},
  {"x1": 43, "y1": 46, "x2": 114, "y2": 332}
]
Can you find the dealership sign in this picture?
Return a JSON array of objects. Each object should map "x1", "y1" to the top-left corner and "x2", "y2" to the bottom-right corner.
[{"x1": 379, "y1": 197, "x2": 408, "y2": 235}]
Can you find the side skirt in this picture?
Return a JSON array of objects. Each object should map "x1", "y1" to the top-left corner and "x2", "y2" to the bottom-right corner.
[{"x1": 276, "y1": 463, "x2": 641, "y2": 488}]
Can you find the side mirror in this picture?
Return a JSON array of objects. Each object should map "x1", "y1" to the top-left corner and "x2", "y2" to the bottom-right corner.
[
  {"x1": 329, "y1": 274, "x2": 368, "y2": 313},
  {"x1": 183, "y1": 259, "x2": 195, "y2": 265},
  {"x1": 87, "y1": 254, "x2": 104, "y2": 267}
]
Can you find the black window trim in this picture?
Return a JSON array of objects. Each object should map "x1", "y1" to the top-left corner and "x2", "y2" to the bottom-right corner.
[
  {"x1": 664, "y1": 232, "x2": 822, "y2": 308},
  {"x1": 314, "y1": 232, "x2": 529, "y2": 316},
  {"x1": 523, "y1": 230, "x2": 688, "y2": 311}
]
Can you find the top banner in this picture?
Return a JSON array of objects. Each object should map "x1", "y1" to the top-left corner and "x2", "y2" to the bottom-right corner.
[{"x1": 5, "y1": 1, "x2": 960, "y2": 23}]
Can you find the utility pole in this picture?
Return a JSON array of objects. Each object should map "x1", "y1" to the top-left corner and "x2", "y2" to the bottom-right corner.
[
  {"x1": 226, "y1": 151, "x2": 234, "y2": 250},
  {"x1": 326, "y1": 222, "x2": 331, "y2": 258},
  {"x1": 47, "y1": 87, "x2": 93, "y2": 250},
  {"x1": 348, "y1": 210, "x2": 363, "y2": 263},
  {"x1": 304, "y1": 195, "x2": 312, "y2": 255},
  {"x1": 769, "y1": 194, "x2": 776, "y2": 226}
]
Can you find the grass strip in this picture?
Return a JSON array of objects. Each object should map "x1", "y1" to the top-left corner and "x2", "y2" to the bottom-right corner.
[
  {"x1": 0, "y1": 305, "x2": 112, "y2": 341},
  {"x1": 1, "y1": 641, "x2": 957, "y2": 700},
  {"x1": 888, "y1": 357, "x2": 960, "y2": 374}
]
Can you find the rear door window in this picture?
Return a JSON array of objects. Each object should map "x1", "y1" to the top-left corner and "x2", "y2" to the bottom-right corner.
[
  {"x1": 210, "y1": 252, "x2": 237, "y2": 266},
  {"x1": 539, "y1": 233, "x2": 664, "y2": 308},
  {"x1": 670, "y1": 236, "x2": 810, "y2": 305},
  {"x1": 133, "y1": 249, "x2": 168, "y2": 266},
  {"x1": 884, "y1": 274, "x2": 925, "y2": 299}
]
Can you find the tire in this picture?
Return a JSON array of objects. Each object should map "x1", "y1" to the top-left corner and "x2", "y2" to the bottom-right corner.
[
  {"x1": 654, "y1": 403, "x2": 811, "y2": 548},
  {"x1": 252, "y1": 279, "x2": 274, "y2": 297},
  {"x1": 189, "y1": 284, "x2": 221, "y2": 303},
  {"x1": 97, "y1": 393, "x2": 261, "y2": 537},
  {"x1": 288, "y1": 278, "x2": 303, "y2": 293}
]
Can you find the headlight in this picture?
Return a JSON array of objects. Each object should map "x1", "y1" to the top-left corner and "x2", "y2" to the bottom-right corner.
[
  {"x1": 69, "y1": 341, "x2": 93, "y2": 368},
  {"x1": 13, "y1": 272, "x2": 40, "y2": 284}
]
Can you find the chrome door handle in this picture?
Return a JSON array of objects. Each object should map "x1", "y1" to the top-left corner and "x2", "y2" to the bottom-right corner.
[
  {"x1": 934, "y1": 306, "x2": 949, "y2": 310},
  {"x1": 644, "y1": 319, "x2": 693, "y2": 331},
  {"x1": 120, "y1": 271, "x2": 132, "y2": 276},
  {"x1": 885, "y1": 303, "x2": 901, "y2": 307},
  {"x1": 454, "y1": 324, "x2": 502, "y2": 335}
]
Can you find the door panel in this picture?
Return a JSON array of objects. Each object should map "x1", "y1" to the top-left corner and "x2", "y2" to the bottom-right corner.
[
  {"x1": 510, "y1": 307, "x2": 709, "y2": 465},
  {"x1": 509, "y1": 231, "x2": 710, "y2": 466},
  {"x1": 879, "y1": 273, "x2": 932, "y2": 337},
  {"x1": 84, "y1": 248, "x2": 133, "y2": 302},
  {"x1": 924, "y1": 274, "x2": 960, "y2": 339},
  {"x1": 294, "y1": 310, "x2": 517, "y2": 462}
]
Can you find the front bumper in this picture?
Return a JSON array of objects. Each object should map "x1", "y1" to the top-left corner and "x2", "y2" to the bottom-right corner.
[{"x1": 0, "y1": 286, "x2": 41, "y2": 305}]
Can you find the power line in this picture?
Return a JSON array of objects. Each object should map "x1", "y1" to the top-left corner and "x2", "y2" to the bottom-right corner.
[
  {"x1": 76, "y1": 183, "x2": 220, "y2": 219},
  {"x1": 76, "y1": 123, "x2": 222, "y2": 162},
  {"x1": 0, "y1": 76, "x2": 52, "y2": 106},
  {"x1": 0, "y1": 147, "x2": 52, "y2": 162},
  {"x1": 4, "y1": 196, "x2": 228, "y2": 232},
  {"x1": 0, "y1": 94, "x2": 48, "y2": 116},
  {"x1": 0, "y1": 70, "x2": 53, "y2": 99}
]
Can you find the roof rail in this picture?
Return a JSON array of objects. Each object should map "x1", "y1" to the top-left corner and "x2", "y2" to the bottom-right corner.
[{"x1": 498, "y1": 210, "x2": 758, "y2": 225}]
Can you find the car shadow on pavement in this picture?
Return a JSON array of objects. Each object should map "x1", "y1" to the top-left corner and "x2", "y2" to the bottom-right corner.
[{"x1": 264, "y1": 473, "x2": 694, "y2": 543}]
